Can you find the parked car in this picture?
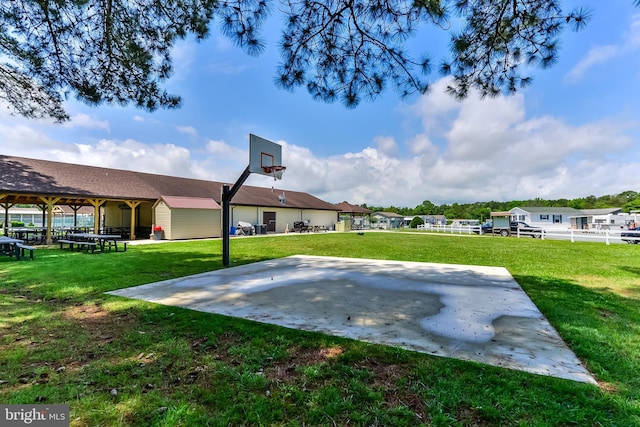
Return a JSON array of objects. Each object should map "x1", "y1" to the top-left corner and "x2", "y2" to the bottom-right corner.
[
  {"x1": 510, "y1": 221, "x2": 543, "y2": 238},
  {"x1": 621, "y1": 227, "x2": 640, "y2": 244},
  {"x1": 474, "y1": 222, "x2": 493, "y2": 234},
  {"x1": 476, "y1": 221, "x2": 543, "y2": 237}
]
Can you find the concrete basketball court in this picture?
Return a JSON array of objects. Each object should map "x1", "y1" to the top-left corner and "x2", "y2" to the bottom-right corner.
[{"x1": 107, "y1": 255, "x2": 596, "y2": 384}]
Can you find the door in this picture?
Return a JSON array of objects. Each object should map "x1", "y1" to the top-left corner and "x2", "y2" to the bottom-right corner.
[{"x1": 263, "y1": 211, "x2": 276, "y2": 232}]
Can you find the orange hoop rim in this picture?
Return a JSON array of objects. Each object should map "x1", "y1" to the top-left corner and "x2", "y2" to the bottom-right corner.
[{"x1": 263, "y1": 165, "x2": 286, "y2": 173}]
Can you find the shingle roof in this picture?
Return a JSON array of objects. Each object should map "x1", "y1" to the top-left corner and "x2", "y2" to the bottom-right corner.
[
  {"x1": 515, "y1": 207, "x2": 581, "y2": 214},
  {"x1": 160, "y1": 196, "x2": 221, "y2": 209},
  {"x1": 334, "y1": 201, "x2": 372, "y2": 214},
  {"x1": 578, "y1": 208, "x2": 623, "y2": 215},
  {"x1": 374, "y1": 211, "x2": 405, "y2": 218},
  {"x1": 0, "y1": 155, "x2": 340, "y2": 211}
]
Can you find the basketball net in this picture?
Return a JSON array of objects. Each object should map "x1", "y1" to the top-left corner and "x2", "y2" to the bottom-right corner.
[{"x1": 264, "y1": 165, "x2": 286, "y2": 180}]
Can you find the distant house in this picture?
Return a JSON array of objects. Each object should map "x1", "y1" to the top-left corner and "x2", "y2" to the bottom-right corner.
[
  {"x1": 567, "y1": 208, "x2": 632, "y2": 230},
  {"x1": 372, "y1": 211, "x2": 405, "y2": 229},
  {"x1": 403, "y1": 215, "x2": 448, "y2": 228},
  {"x1": 449, "y1": 218, "x2": 480, "y2": 226},
  {"x1": 509, "y1": 206, "x2": 633, "y2": 230},
  {"x1": 420, "y1": 215, "x2": 447, "y2": 226},
  {"x1": 334, "y1": 201, "x2": 372, "y2": 230},
  {"x1": 510, "y1": 207, "x2": 581, "y2": 230}
]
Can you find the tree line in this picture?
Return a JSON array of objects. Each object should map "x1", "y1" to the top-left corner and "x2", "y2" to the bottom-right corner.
[{"x1": 362, "y1": 190, "x2": 640, "y2": 222}]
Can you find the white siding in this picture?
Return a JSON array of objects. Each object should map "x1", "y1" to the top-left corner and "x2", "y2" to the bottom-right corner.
[
  {"x1": 153, "y1": 201, "x2": 221, "y2": 240},
  {"x1": 231, "y1": 206, "x2": 337, "y2": 233},
  {"x1": 170, "y1": 208, "x2": 221, "y2": 239},
  {"x1": 154, "y1": 202, "x2": 172, "y2": 239},
  {"x1": 232, "y1": 206, "x2": 262, "y2": 226}
]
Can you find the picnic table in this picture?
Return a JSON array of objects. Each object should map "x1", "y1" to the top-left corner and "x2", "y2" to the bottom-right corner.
[
  {"x1": 0, "y1": 236, "x2": 34, "y2": 260},
  {"x1": 9, "y1": 227, "x2": 47, "y2": 244},
  {"x1": 60, "y1": 233, "x2": 127, "y2": 253}
]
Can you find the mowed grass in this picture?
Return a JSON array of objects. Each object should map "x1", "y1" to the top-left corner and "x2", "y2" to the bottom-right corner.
[{"x1": 1, "y1": 232, "x2": 639, "y2": 426}]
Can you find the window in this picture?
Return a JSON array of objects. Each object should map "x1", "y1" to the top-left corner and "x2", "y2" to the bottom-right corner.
[
  {"x1": 540, "y1": 215, "x2": 549, "y2": 221},
  {"x1": 553, "y1": 215, "x2": 562, "y2": 223}
]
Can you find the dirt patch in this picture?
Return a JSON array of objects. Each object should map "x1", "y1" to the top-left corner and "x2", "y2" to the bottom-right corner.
[
  {"x1": 265, "y1": 345, "x2": 344, "y2": 383},
  {"x1": 62, "y1": 303, "x2": 138, "y2": 346}
]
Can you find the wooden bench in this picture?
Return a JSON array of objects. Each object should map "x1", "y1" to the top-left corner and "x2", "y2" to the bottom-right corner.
[
  {"x1": 57, "y1": 239, "x2": 77, "y2": 250},
  {"x1": 16, "y1": 243, "x2": 36, "y2": 260}
]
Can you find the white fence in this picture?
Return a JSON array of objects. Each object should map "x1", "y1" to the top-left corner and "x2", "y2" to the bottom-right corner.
[
  {"x1": 415, "y1": 223, "x2": 640, "y2": 245},
  {"x1": 417, "y1": 223, "x2": 478, "y2": 234}
]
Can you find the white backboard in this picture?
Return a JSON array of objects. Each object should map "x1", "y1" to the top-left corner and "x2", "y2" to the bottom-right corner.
[{"x1": 249, "y1": 134, "x2": 283, "y2": 177}]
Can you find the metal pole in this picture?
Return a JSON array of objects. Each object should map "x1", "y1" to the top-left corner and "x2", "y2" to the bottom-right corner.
[
  {"x1": 222, "y1": 185, "x2": 231, "y2": 266},
  {"x1": 221, "y1": 166, "x2": 252, "y2": 267}
]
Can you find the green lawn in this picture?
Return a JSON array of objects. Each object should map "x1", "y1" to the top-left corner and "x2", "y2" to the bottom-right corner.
[{"x1": 1, "y1": 233, "x2": 639, "y2": 426}]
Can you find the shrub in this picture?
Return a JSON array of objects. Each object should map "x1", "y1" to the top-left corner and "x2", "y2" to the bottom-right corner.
[{"x1": 409, "y1": 216, "x2": 424, "y2": 228}]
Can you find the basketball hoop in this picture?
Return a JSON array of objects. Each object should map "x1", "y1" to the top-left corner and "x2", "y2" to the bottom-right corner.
[{"x1": 263, "y1": 165, "x2": 286, "y2": 180}]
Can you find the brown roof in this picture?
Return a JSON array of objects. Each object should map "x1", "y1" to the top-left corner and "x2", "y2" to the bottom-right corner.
[
  {"x1": 374, "y1": 211, "x2": 405, "y2": 218},
  {"x1": 334, "y1": 201, "x2": 372, "y2": 214},
  {"x1": 0, "y1": 155, "x2": 340, "y2": 211},
  {"x1": 160, "y1": 196, "x2": 221, "y2": 209},
  {"x1": 55, "y1": 205, "x2": 95, "y2": 215}
]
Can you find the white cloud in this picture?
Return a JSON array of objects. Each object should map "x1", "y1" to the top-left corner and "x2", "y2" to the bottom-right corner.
[
  {"x1": 565, "y1": 45, "x2": 618, "y2": 83},
  {"x1": 625, "y1": 13, "x2": 640, "y2": 48},
  {"x1": 62, "y1": 113, "x2": 110, "y2": 131},
  {"x1": 565, "y1": 13, "x2": 640, "y2": 83},
  {"x1": 205, "y1": 62, "x2": 248, "y2": 75},
  {"x1": 169, "y1": 39, "x2": 197, "y2": 81},
  {"x1": 53, "y1": 139, "x2": 195, "y2": 178},
  {"x1": 177, "y1": 125, "x2": 198, "y2": 137},
  {"x1": 374, "y1": 136, "x2": 398, "y2": 156},
  {"x1": 0, "y1": 123, "x2": 61, "y2": 157},
  {"x1": 408, "y1": 134, "x2": 438, "y2": 157}
]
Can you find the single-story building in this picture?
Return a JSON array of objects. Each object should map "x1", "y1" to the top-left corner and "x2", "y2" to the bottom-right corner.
[
  {"x1": 0, "y1": 155, "x2": 341, "y2": 242},
  {"x1": 153, "y1": 196, "x2": 222, "y2": 240},
  {"x1": 372, "y1": 211, "x2": 405, "y2": 229},
  {"x1": 422, "y1": 215, "x2": 447, "y2": 226},
  {"x1": 510, "y1": 207, "x2": 581, "y2": 230},
  {"x1": 567, "y1": 208, "x2": 631, "y2": 230},
  {"x1": 334, "y1": 201, "x2": 372, "y2": 230},
  {"x1": 510, "y1": 206, "x2": 633, "y2": 230}
]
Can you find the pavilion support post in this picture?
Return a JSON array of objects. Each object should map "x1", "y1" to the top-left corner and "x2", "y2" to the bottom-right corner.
[
  {"x1": 1, "y1": 197, "x2": 14, "y2": 236},
  {"x1": 69, "y1": 205, "x2": 82, "y2": 227},
  {"x1": 38, "y1": 196, "x2": 61, "y2": 244},
  {"x1": 39, "y1": 204, "x2": 46, "y2": 230},
  {"x1": 86, "y1": 199, "x2": 107, "y2": 234},
  {"x1": 123, "y1": 200, "x2": 142, "y2": 240}
]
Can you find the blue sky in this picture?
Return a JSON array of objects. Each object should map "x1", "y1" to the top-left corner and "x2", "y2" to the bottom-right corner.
[{"x1": 2, "y1": 1, "x2": 640, "y2": 207}]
